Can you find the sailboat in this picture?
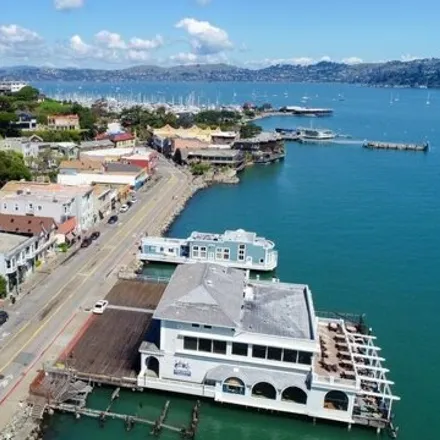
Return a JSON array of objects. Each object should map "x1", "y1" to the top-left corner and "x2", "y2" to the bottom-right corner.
[
  {"x1": 426, "y1": 93, "x2": 431, "y2": 105},
  {"x1": 394, "y1": 93, "x2": 400, "y2": 102},
  {"x1": 389, "y1": 93, "x2": 394, "y2": 105}
]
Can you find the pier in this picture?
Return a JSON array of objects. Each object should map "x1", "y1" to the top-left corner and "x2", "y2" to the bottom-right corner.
[
  {"x1": 363, "y1": 141, "x2": 429, "y2": 152},
  {"x1": 49, "y1": 402, "x2": 182, "y2": 434}
]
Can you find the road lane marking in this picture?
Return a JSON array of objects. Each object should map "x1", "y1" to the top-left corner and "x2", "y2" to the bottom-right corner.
[
  {"x1": 0, "y1": 172, "x2": 186, "y2": 374},
  {"x1": 0, "y1": 173, "x2": 175, "y2": 354}
]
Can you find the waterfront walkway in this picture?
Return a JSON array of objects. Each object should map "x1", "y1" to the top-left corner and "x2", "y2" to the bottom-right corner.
[{"x1": 0, "y1": 159, "x2": 194, "y2": 437}]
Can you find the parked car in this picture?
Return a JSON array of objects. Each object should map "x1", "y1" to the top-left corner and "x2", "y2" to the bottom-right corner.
[
  {"x1": 92, "y1": 300, "x2": 109, "y2": 315},
  {"x1": 0, "y1": 311, "x2": 9, "y2": 326},
  {"x1": 126, "y1": 200, "x2": 132, "y2": 207},
  {"x1": 90, "y1": 231, "x2": 100, "y2": 240},
  {"x1": 81, "y1": 238, "x2": 91, "y2": 248},
  {"x1": 131, "y1": 197, "x2": 137, "y2": 204},
  {"x1": 108, "y1": 215, "x2": 118, "y2": 224},
  {"x1": 119, "y1": 204, "x2": 129, "y2": 213}
]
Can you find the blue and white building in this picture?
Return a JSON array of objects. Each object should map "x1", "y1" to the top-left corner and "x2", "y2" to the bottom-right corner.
[
  {"x1": 138, "y1": 263, "x2": 399, "y2": 433},
  {"x1": 138, "y1": 229, "x2": 278, "y2": 272}
]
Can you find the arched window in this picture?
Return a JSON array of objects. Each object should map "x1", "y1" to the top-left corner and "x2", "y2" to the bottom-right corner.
[
  {"x1": 281, "y1": 387, "x2": 307, "y2": 404},
  {"x1": 223, "y1": 377, "x2": 245, "y2": 395},
  {"x1": 324, "y1": 390, "x2": 349, "y2": 411},
  {"x1": 145, "y1": 356, "x2": 160, "y2": 377},
  {"x1": 251, "y1": 382, "x2": 277, "y2": 399}
]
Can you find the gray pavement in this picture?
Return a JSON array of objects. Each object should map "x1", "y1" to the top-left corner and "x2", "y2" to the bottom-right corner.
[{"x1": 0, "y1": 159, "x2": 193, "y2": 430}]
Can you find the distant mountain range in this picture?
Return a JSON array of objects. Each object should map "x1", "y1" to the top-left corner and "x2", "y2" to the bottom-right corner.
[{"x1": 1, "y1": 59, "x2": 440, "y2": 87}]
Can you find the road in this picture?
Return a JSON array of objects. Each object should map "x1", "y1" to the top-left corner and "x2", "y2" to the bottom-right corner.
[{"x1": 0, "y1": 159, "x2": 192, "y2": 425}]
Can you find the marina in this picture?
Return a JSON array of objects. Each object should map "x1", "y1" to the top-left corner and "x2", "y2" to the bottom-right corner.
[{"x1": 138, "y1": 229, "x2": 278, "y2": 271}]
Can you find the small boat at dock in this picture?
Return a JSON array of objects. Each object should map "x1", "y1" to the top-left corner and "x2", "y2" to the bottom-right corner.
[
  {"x1": 297, "y1": 127, "x2": 336, "y2": 142},
  {"x1": 363, "y1": 141, "x2": 429, "y2": 152},
  {"x1": 280, "y1": 106, "x2": 334, "y2": 117}
]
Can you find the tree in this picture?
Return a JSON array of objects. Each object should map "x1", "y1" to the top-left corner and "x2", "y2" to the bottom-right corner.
[
  {"x1": 240, "y1": 123, "x2": 262, "y2": 139},
  {"x1": 13, "y1": 86, "x2": 40, "y2": 102},
  {"x1": 173, "y1": 148, "x2": 183, "y2": 165},
  {"x1": 0, "y1": 275, "x2": 7, "y2": 299},
  {"x1": 0, "y1": 112, "x2": 20, "y2": 137},
  {"x1": 0, "y1": 151, "x2": 32, "y2": 186}
]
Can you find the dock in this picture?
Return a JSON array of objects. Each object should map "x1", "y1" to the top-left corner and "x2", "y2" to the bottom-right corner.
[{"x1": 363, "y1": 141, "x2": 429, "y2": 152}]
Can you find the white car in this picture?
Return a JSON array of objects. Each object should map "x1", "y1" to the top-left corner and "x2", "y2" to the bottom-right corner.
[
  {"x1": 119, "y1": 204, "x2": 129, "y2": 213},
  {"x1": 131, "y1": 197, "x2": 137, "y2": 204},
  {"x1": 92, "y1": 300, "x2": 108, "y2": 315}
]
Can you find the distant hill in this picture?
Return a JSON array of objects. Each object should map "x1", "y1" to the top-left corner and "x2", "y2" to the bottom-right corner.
[{"x1": 1, "y1": 59, "x2": 440, "y2": 87}]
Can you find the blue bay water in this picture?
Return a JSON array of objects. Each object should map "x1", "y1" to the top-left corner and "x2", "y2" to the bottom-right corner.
[{"x1": 42, "y1": 82, "x2": 440, "y2": 440}]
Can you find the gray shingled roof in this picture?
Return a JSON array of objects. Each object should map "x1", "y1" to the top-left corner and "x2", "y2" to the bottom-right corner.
[{"x1": 153, "y1": 264, "x2": 246, "y2": 328}]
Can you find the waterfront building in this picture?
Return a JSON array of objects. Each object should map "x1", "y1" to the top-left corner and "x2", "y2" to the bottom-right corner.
[
  {"x1": 58, "y1": 159, "x2": 149, "y2": 189},
  {"x1": 138, "y1": 263, "x2": 399, "y2": 431},
  {"x1": 0, "y1": 181, "x2": 94, "y2": 231},
  {"x1": 47, "y1": 114, "x2": 80, "y2": 131},
  {"x1": 0, "y1": 81, "x2": 27, "y2": 94},
  {"x1": 233, "y1": 132, "x2": 285, "y2": 164},
  {"x1": 185, "y1": 149, "x2": 245, "y2": 171},
  {"x1": 152, "y1": 125, "x2": 238, "y2": 144},
  {"x1": 139, "y1": 229, "x2": 278, "y2": 271},
  {"x1": 0, "y1": 215, "x2": 58, "y2": 294}
]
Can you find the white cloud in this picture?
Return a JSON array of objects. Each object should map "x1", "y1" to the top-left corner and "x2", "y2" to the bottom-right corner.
[
  {"x1": 127, "y1": 50, "x2": 151, "y2": 62},
  {"x1": 342, "y1": 56, "x2": 363, "y2": 65},
  {"x1": 176, "y1": 18, "x2": 232, "y2": 55},
  {"x1": 170, "y1": 52, "x2": 198, "y2": 64},
  {"x1": 54, "y1": 0, "x2": 84, "y2": 10},
  {"x1": 0, "y1": 24, "x2": 43, "y2": 59},
  {"x1": 400, "y1": 54, "x2": 422, "y2": 62},
  {"x1": 129, "y1": 35, "x2": 163, "y2": 50},
  {"x1": 65, "y1": 31, "x2": 164, "y2": 65},
  {"x1": 70, "y1": 35, "x2": 92, "y2": 55},
  {"x1": 95, "y1": 30, "x2": 126, "y2": 49},
  {"x1": 0, "y1": 24, "x2": 41, "y2": 44},
  {"x1": 319, "y1": 55, "x2": 332, "y2": 62}
]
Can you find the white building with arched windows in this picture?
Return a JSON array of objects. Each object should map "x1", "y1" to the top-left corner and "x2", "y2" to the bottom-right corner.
[{"x1": 138, "y1": 263, "x2": 399, "y2": 432}]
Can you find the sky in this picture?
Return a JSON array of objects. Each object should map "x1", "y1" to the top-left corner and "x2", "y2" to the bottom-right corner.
[{"x1": 0, "y1": 0, "x2": 438, "y2": 69}]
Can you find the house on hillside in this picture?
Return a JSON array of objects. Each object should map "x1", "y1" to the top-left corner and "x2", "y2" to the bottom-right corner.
[{"x1": 47, "y1": 114, "x2": 80, "y2": 131}]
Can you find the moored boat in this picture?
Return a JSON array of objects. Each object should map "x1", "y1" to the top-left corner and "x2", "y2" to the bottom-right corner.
[{"x1": 138, "y1": 229, "x2": 278, "y2": 271}]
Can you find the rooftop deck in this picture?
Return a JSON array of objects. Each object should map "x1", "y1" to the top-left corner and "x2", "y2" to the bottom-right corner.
[{"x1": 314, "y1": 314, "x2": 399, "y2": 428}]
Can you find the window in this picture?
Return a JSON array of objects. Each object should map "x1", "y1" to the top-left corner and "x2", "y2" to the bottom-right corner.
[
  {"x1": 183, "y1": 337, "x2": 197, "y2": 350},
  {"x1": 238, "y1": 244, "x2": 245, "y2": 261},
  {"x1": 252, "y1": 345, "x2": 267, "y2": 359},
  {"x1": 260, "y1": 258, "x2": 264, "y2": 263},
  {"x1": 6, "y1": 260, "x2": 11, "y2": 269},
  {"x1": 14, "y1": 203, "x2": 19, "y2": 211},
  {"x1": 38, "y1": 205, "x2": 42, "y2": 211},
  {"x1": 267, "y1": 347, "x2": 282, "y2": 361},
  {"x1": 192, "y1": 245, "x2": 199, "y2": 258},
  {"x1": 298, "y1": 352, "x2": 312, "y2": 365},
  {"x1": 213, "y1": 340, "x2": 227, "y2": 354},
  {"x1": 3, "y1": 203, "x2": 6, "y2": 209},
  {"x1": 191, "y1": 323, "x2": 200, "y2": 328},
  {"x1": 223, "y1": 248, "x2": 230, "y2": 261},
  {"x1": 29, "y1": 203, "x2": 33, "y2": 209},
  {"x1": 204, "y1": 325, "x2": 212, "y2": 329},
  {"x1": 215, "y1": 247, "x2": 223, "y2": 260},
  {"x1": 198, "y1": 338, "x2": 212, "y2": 352},
  {"x1": 200, "y1": 246, "x2": 207, "y2": 258},
  {"x1": 283, "y1": 349, "x2": 298, "y2": 363},
  {"x1": 232, "y1": 343, "x2": 248, "y2": 356}
]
